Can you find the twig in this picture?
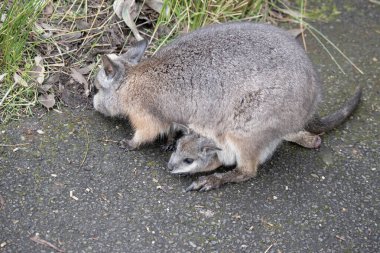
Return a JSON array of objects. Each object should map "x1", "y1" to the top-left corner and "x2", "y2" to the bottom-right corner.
[
  {"x1": 0, "y1": 143, "x2": 30, "y2": 147},
  {"x1": 264, "y1": 243, "x2": 274, "y2": 253},
  {"x1": 30, "y1": 234, "x2": 65, "y2": 253},
  {"x1": 79, "y1": 125, "x2": 90, "y2": 168},
  {"x1": 98, "y1": 138, "x2": 119, "y2": 143}
]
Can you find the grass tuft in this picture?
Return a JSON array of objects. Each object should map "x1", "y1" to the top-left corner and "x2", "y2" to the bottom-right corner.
[{"x1": 0, "y1": 0, "x2": 48, "y2": 123}]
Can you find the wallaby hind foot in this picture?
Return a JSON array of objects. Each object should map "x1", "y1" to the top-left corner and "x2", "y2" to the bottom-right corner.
[{"x1": 284, "y1": 131, "x2": 322, "y2": 149}]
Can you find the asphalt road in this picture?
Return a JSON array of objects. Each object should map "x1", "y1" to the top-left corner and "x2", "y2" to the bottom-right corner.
[{"x1": 0, "y1": 1, "x2": 379, "y2": 252}]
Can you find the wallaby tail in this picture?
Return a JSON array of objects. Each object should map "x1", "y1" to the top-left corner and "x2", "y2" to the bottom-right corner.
[{"x1": 305, "y1": 86, "x2": 362, "y2": 134}]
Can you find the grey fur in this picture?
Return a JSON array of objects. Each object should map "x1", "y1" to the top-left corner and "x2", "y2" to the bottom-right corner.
[{"x1": 93, "y1": 22, "x2": 361, "y2": 191}]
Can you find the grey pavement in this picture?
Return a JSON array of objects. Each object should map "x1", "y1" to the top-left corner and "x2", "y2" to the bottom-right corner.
[{"x1": 0, "y1": 1, "x2": 379, "y2": 252}]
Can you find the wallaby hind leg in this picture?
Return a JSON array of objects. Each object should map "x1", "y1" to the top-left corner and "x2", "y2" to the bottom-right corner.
[
  {"x1": 284, "y1": 131, "x2": 321, "y2": 149},
  {"x1": 120, "y1": 113, "x2": 169, "y2": 150}
]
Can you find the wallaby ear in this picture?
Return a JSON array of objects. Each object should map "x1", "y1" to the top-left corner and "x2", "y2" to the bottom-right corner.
[
  {"x1": 121, "y1": 39, "x2": 148, "y2": 65},
  {"x1": 201, "y1": 145, "x2": 222, "y2": 155},
  {"x1": 171, "y1": 123, "x2": 192, "y2": 135},
  {"x1": 101, "y1": 55, "x2": 118, "y2": 78}
]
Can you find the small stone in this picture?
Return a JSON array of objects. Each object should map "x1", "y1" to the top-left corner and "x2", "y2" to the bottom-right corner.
[
  {"x1": 0, "y1": 242, "x2": 6, "y2": 248},
  {"x1": 189, "y1": 241, "x2": 197, "y2": 248},
  {"x1": 311, "y1": 173, "x2": 319, "y2": 179},
  {"x1": 273, "y1": 196, "x2": 278, "y2": 200},
  {"x1": 37, "y1": 130, "x2": 44, "y2": 134}
]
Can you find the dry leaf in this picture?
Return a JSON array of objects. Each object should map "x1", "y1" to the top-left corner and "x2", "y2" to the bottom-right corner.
[
  {"x1": 39, "y1": 22, "x2": 58, "y2": 32},
  {"x1": 75, "y1": 20, "x2": 90, "y2": 30},
  {"x1": 45, "y1": 73, "x2": 61, "y2": 85},
  {"x1": 113, "y1": 0, "x2": 143, "y2": 41},
  {"x1": 77, "y1": 63, "x2": 96, "y2": 75},
  {"x1": 38, "y1": 93, "x2": 55, "y2": 109},
  {"x1": 369, "y1": 0, "x2": 380, "y2": 5},
  {"x1": 34, "y1": 23, "x2": 53, "y2": 39},
  {"x1": 57, "y1": 31, "x2": 82, "y2": 41},
  {"x1": 145, "y1": 0, "x2": 164, "y2": 13},
  {"x1": 288, "y1": 28, "x2": 305, "y2": 38},
  {"x1": 113, "y1": 0, "x2": 138, "y2": 19},
  {"x1": 70, "y1": 68, "x2": 90, "y2": 96},
  {"x1": 30, "y1": 55, "x2": 45, "y2": 84},
  {"x1": 38, "y1": 84, "x2": 53, "y2": 93},
  {"x1": 281, "y1": 9, "x2": 303, "y2": 19},
  {"x1": 0, "y1": 73, "x2": 6, "y2": 84},
  {"x1": 43, "y1": 2, "x2": 54, "y2": 16},
  {"x1": 1, "y1": 14, "x2": 6, "y2": 23},
  {"x1": 13, "y1": 73, "x2": 28, "y2": 87}
]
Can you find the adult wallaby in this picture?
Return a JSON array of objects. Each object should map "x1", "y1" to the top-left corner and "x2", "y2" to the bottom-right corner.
[{"x1": 93, "y1": 22, "x2": 361, "y2": 191}]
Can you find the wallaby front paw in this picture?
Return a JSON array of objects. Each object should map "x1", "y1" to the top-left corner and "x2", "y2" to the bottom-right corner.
[
  {"x1": 161, "y1": 142, "x2": 176, "y2": 152},
  {"x1": 186, "y1": 175, "x2": 222, "y2": 192},
  {"x1": 119, "y1": 138, "x2": 137, "y2": 151}
]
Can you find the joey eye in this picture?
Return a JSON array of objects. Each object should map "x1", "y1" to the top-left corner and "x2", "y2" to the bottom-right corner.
[{"x1": 183, "y1": 158, "x2": 194, "y2": 164}]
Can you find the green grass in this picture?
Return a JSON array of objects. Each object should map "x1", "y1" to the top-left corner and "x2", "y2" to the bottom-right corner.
[
  {"x1": 151, "y1": 0, "x2": 273, "y2": 52},
  {"x1": 0, "y1": 0, "x2": 48, "y2": 123}
]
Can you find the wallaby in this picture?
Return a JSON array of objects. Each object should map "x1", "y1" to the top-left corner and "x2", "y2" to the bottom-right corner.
[{"x1": 93, "y1": 22, "x2": 362, "y2": 191}]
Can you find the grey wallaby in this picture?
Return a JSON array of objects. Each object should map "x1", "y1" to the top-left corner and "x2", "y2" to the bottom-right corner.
[{"x1": 93, "y1": 22, "x2": 362, "y2": 191}]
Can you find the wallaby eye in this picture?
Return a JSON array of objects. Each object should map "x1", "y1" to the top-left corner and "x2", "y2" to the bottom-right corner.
[{"x1": 183, "y1": 158, "x2": 194, "y2": 164}]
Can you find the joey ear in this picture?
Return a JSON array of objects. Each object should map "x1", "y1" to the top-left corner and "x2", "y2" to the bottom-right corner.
[
  {"x1": 171, "y1": 123, "x2": 192, "y2": 135},
  {"x1": 101, "y1": 55, "x2": 118, "y2": 78},
  {"x1": 201, "y1": 146, "x2": 222, "y2": 155},
  {"x1": 121, "y1": 39, "x2": 148, "y2": 65}
]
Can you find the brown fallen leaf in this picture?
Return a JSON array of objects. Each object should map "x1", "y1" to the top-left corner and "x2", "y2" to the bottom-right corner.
[
  {"x1": 34, "y1": 23, "x2": 53, "y2": 39},
  {"x1": 1, "y1": 13, "x2": 7, "y2": 23},
  {"x1": 75, "y1": 20, "x2": 90, "y2": 30},
  {"x1": 38, "y1": 84, "x2": 53, "y2": 93},
  {"x1": 13, "y1": 73, "x2": 28, "y2": 87},
  {"x1": 70, "y1": 68, "x2": 90, "y2": 96},
  {"x1": 145, "y1": 0, "x2": 164, "y2": 13},
  {"x1": 45, "y1": 73, "x2": 61, "y2": 85},
  {"x1": 113, "y1": 0, "x2": 143, "y2": 41},
  {"x1": 288, "y1": 28, "x2": 305, "y2": 38},
  {"x1": 43, "y1": 2, "x2": 54, "y2": 16},
  {"x1": 57, "y1": 31, "x2": 82, "y2": 41},
  {"x1": 30, "y1": 55, "x2": 45, "y2": 85},
  {"x1": 30, "y1": 234, "x2": 65, "y2": 253},
  {"x1": 77, "y1": 63, "x2": 96, "y2": 75},
  {"x1": 38, "y1": 93, "x2": 56, "y2": 109},
  {"x1": 0, "y1": 73, "x2": 6, "y2": 84}
]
